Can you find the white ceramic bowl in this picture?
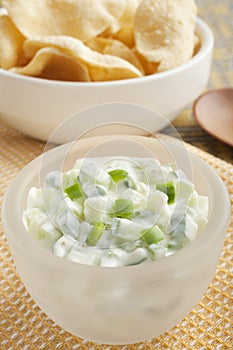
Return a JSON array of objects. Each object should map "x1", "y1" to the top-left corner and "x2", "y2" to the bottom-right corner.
[
  {"x1": 2, "y1": 135, "x2": 230, "y2": 345},
  {"x1": 0, "y1": 18, "x2": 214, "y2": 142}
]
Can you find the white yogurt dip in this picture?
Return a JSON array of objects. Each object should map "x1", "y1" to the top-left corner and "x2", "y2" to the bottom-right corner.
[{"x1": 23, "y1": 157, "x2": 209, "y2": 267}]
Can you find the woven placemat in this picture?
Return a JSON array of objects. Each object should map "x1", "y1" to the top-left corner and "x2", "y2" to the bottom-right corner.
[{"x1": 0, "y1": 120, "x2": 232, "y2": 350}]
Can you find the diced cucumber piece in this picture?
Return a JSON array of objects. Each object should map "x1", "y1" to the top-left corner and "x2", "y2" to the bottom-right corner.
[
  {"x1": 56, "y1": 207, "x2": 80, "y2": 240},
  {"x1": 67, "y1": 245, "x2": 101, "y2": 265},
  {"x1": 145, "y1": 165, "x2": 176, "y2": 185},
  {"x1": 188, "y1": 193, "x2": 209, "y2": 232},
  {"x1": 84, "y1": 197, "x2": 111, "y2": 224},
  {"x1": 64, "y1": 181, "x2": 86, "y2": 200},
  {"x1": 86, "y1": 222, "x2": 106, "y2": 246},
  {"x1": 176, "y1": 179, "x2": 194, "y2": 202},
  {"x1": 122, "y1": 188, "x2": 146, "y2": 211},
  {"x1": 156, "y1": 204, "x2": 171, "y2": 231},
  {"x1": 197, "y1": 195, "x2": 209, "y2": 217},
  {"x1": 65, "y1": 197, "x2": 83, "y2": 220},
  {"x1": 126, "y1": 176, "x2": 137, "y2": 190},
  {"x1": 26, "y1": 187, "x2": 60, "y2": 211},
  {"x1": 156, "y1": 182, "x2": 175, "y2": 204},
  {"x1": 141, "y1": 225, "x2": 164, "y2": 245},
  {"x1": 113, "y1": 199, "x2": 134, "y2": 219},
  {"x1": 77, "y1": 222, "x2": 92, "y2": 243},
  {"x1": 84, "y1": 184, "x2": 107, "y2": 198},
  {"x1": 149, "y1": 244, "x2": 167, "y2": 259},
  {"x1": 53, "y1": 236, "x2": 74, "y2": 258},
  {"x1": 196, "y1": 217, "x2": 208, "y2": 233},
  {"x1": 114, "y1": 218, "x2": 142, "y2": 241},
  {"x1": 146, "y1": 190, "x2": 168, "y2": 212},
  {"x1": 110, "y1": 218, "x2": 120, "y2": 234},
  {"x1": 185, "y1": 215, "x2": 198, "y2": 242},
  {"x1": 170, "y1": 210, "x2": 186, "y2": 237},
  {"x1": 45, "y1": 171, "x2": 62, "y2": 189},
  {"x1": 108, "y1": 169, "x2": 128, "y2": 183},
  {"x1": 100, "y1": 251, "x2": 122, "y2": 267},
  {"x1": 111, "y1": 247, "x2": 148, "y2": 266},
  {"x1": 62, "y1": 169, "x2": 80, "y2": 189},
  {"x1": 79, "y1": 161, "x2": 111, "y2": 188},
  {"x1": 96, "y1": 185, "x2": 107, "y2": 196},
  {"x1": 23, "y1": 208, "x2": 61, "y2": 250}
]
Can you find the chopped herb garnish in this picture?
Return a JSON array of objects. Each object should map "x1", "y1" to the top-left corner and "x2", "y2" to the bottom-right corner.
[
  {"x1": 156, "y1": 182, "x2": 175, "y2": 204},
  {"x1": 64, "y1": 181, "x2": 86, "y2": 200},
  {"x1": 113, "y1": 199, "x2": 134, "y2": 219},
  {"x1": 108, "y1": 169, "x2": 128, "y2": 183},
  {"x1": 141, "y1": 225, "x2": 164, "y2": 245},
  {"x1": 86, "y1": 222, "x2": 106, "y2": 246}
]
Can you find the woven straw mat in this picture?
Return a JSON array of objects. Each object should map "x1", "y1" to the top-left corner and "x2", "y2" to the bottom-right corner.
[{"x1": 0, "y1": 121, "x2": 232, "y2": 350}]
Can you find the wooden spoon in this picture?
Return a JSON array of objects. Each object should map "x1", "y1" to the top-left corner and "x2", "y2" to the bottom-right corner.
[{"x1": 193, "y1": 88, "x2": 233, "y2": 147}]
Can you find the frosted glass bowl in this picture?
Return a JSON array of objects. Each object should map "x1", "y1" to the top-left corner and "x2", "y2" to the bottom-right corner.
[
  {"x1": 0, "y1": 18, "x2": 213, "y2": 142},
  {"x1": 2, "y1": 135, "x2": 230, "y2": 344}
]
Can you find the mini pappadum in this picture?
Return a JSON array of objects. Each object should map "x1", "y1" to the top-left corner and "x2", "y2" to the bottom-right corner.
[
  {"x1": 87, "y1": 37, "x2": 144, "y2": 73},
  {"x1": 11, "y1": 47, "x2": 91, "y2": 82},
  {"x1": 0, "y1": 14, "x2": 25, "y2": 69},
  {"x1": 134, "y1": 0, "x2": 197, "y2": 72},
  {"x1": 2, "y1": 0, "x2": 125, "y2": 42},
  {"x1": 1, "y1": 0, "x2": 199, "y2": 81},
  {"x1": 22, "y1": 36, "x2": 143, "y2": 81}
]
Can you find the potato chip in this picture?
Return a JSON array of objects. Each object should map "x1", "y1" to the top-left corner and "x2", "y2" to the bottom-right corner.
[
  {"x1": 134, "y1": 0, "x2": 197, "y2": 72},
  {"x1": 11, "y1": 47, "x2": 91, "y2": 82},
  {"x1": 2, "y1": 0, "x2": 125, "y2": 42},
  {"x1": 0, "y1": 14, "x2": 25, "y2": 69},
  {"x1": 22, "y1": 36, "x2": 143, "y2": 81},
  {"x1": 87, "y1": 37, "x2": 144, "y2": 73}
]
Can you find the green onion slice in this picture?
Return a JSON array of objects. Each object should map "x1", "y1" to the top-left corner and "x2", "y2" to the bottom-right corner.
[
  {"x1": 64, "y1": 181, "x2": 86, "y2": 200},
  {"x1": 156, "y1": 182, "x2": 175, "y2": 204},
  {"x1": 141, "y1": 225, "x2": 164, "y2": 245},
  {"x1": 86, "y1": 222, "x2": 106, "y2": 246},
  {"x1": 113, "y1": 199, "x2": 134, "y2": 219},
  {"x1": 108, "y1": 169, "x2": 128, "y2": 183}
]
